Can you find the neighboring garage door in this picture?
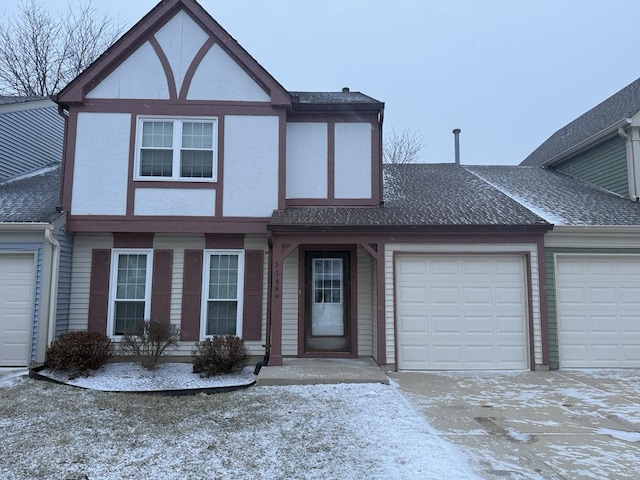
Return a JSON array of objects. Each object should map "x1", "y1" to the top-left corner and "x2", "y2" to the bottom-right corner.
[
  {"x1": 396, "y1": 254, "x2": 528, "y2": 370},
  {"x1": 0, "y1": 254, "x2": 35, "y2": 367},
  {"x1": 556, "y1": 255, "x2": 640, "y2": 368}
]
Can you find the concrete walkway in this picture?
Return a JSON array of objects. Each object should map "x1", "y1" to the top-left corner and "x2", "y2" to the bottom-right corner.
[
  {"x1": 255, "y1": 357, "x2": 389, "y2": 386},
  {"x1": 390, "y1": 369, "x2": 640, "y2": 479}
]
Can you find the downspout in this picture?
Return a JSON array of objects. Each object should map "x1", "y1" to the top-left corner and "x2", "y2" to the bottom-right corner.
[
  {"x1": 618, "y1": 127, "x2": 640, "y2": 201},
  {"x1": 254, "y1": 233, "x2": 273, "y2": 374},
  {"x1": 44, "y1": 226, "x2": 61, "y2": 347}
]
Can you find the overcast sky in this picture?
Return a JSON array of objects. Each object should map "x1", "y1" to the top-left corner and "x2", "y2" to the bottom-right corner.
[{"x1": 4, "y1": 0, "x2": 640, "y2": 165}]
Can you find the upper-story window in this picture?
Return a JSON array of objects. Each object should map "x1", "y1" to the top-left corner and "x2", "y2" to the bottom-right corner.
[{"x1": 135, "y1": 117, "x2": 217, "y2": 182}]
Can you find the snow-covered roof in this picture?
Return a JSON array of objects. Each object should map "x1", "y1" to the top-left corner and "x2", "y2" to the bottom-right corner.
[
  {"x1": 0, "y1": 164, "x2": 61, "y2": 222},
  {"x1": 270, "y1": 164, "x2": 549, "y2": 230},
  {"x1": 289, "y1": 91, "x2": 383, "y2": 110},
  {"x1": 466, "y1": 165, "x2": 640, "y2": 226},
  {"x1": 521, "y1": 77, "x2": 640, "y2": 167}
]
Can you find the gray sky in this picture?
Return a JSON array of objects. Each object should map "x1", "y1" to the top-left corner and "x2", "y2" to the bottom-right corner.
[{"x1": 4, "y1": 0, "x2": 640, "y2": 165}]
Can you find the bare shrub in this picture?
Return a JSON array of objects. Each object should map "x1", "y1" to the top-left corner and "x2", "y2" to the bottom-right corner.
[
  {"x1": 120, "y1": 320, "x2": 180, "y2": 370},
  {"x1": 46, "y1": 331, "x2": 112, "y2": 378},
  {"x1": 192, "y1": 336, "x2": 251, "y2": 377}
]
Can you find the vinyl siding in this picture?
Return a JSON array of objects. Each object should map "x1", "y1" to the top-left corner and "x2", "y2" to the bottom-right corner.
[
  {"x1": 555, "y1": 136, "x2": 628, "y2": 197},
  {"x1": 385, "y1": 243, "x2": 543, "y2": 368},
  {"x1": 243, "y1": 235, "x2": 269, "y2": 351},
  {"x1": 0, "y1": 104, "x2": 63, "y2": 182},
  {"x1": 356, "y1": 246, "x2": 374, "y2": 356},
  {"x1": 54, "y1": 226, "x2": 74, "y2": 338},
  {"x1": 545, "y1": 247, "x2": 640, "y2": 369},
  {"x1": 281, "y1": 250, "x2": 299, "y2": 355}
]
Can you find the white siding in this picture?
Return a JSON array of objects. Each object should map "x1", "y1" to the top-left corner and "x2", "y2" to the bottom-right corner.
[
  {"x1": 187, "y1": 44, "x2": 270, "y2": 102},
  {"x1": 334, "y1": 123, "x2": 372, "y2": 199},
  {"x1": 385, "y1": 243, "x2": 542, "y2": 368},
  {"x1": 357, "y1": 247, "x2": 374, "y2": 356},
  {"x1": 154, "y1": 10, "x2": 208, "y2": 95},
  {"x1": 286, "y1": 123, "x2": 328, "y2": 199},
  {"x1": 72, "y1": 113, "x2": 130, "y2": 216},
  {"x1": 281, "y1": 250, "x2": 299, "y2": 355},
  {"x1": 68, "y1": 234, "x2": 114, "y2": 331},
  {"x1": 134, "y1": 188, "x2": 216, "y2": 216},
  {"x1": 223, "y1": 115, "x2": 279, "y2": 217},
  {"x1": 87, "y1": 42, "x2": 169, "y2": 99}
]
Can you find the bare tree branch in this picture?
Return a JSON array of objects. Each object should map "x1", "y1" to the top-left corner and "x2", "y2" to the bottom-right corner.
[
  {"x1": 383, "y1": 128, "x2": 425, "y2": 164},
  {"x1": 0, "y1": 0, "x2": 124, "y2": 96}
]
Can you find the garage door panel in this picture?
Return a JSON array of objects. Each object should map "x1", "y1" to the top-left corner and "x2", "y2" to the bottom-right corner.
[
  {"x1": 463, "y1": 287, "x2": 492, "y2": 305},
  {"x1": 397, "y1": 254, "x2": 528, "y2": 370},
  {"x1": 398, "y1": 315, "x2": 427, "y2": 334},
  {"x1": 557, "y1": 255, "x2": 640, "y2": 368},
  {"x1": 398, "y1": 286, "x2": 426, "y2": 304},
  {"x1": 432, "y1": 316, "x2": 462, "y2": 334},
  {"x1": 620, "y1": 288, "x2": 640, "y2": 305}
]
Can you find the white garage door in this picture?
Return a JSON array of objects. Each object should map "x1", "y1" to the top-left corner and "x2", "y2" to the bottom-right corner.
[
  {"x1": 556, "y1": 255, "x2": 640, "y2": 368},
  {"x1": 396, "y1": 254, "x2": 528, "y2": 370},
  {"x1": 0, "y1": 254, "x2": 35, "y2": 367}
]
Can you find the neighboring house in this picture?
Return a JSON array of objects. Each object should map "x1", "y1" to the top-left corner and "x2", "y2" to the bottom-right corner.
[
  {"x1": 466, "y1": 77, "x2": 640, "y2": 370},
  {"x1": 0, "y1": 97, "x2": 68, "y2": 367},
  {"x1": 54, "y1": 0, "x2": 553, "y2": 371}
]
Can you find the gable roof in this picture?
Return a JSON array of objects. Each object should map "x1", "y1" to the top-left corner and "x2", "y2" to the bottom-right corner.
[
  {"x1": 55, "y1": 0, "x2": 290, "y2": 106},
  {"x1": 467, "y1": 165, "x2": 640, "y2": 226},
  {"x1": 0, "y1": 98, "x2": 64, "y2": 183},
  {"x1": 521, "y1": 77, "x2": 640, "y2": 167},
  {"x1": 0, "y1": 164, "x2": 61, "y2": 223},
  {"x1": 269, "y1": 164, "x2": 549, "y2": 231}
]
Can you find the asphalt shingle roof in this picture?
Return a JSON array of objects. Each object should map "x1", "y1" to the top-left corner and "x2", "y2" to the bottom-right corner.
[
  {"x1": 0, "y1": 164, "x2": 61, "y2": 222},
  {"x1": 521, "y1": 77, "x2": 640, "y2": 167},
  {"x1": 467, "y1": 165, "x2": 640, "y2": 226},
  {"x1": 270, "y1": 164, "x2": 549, "y2": 230},
  {"x1": 289, "y1": 91, "x2": 383, "y2": 109}
]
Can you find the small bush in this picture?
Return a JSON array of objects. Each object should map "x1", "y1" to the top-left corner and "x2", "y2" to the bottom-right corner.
[
  {"x1": 192, "y1": 336, "x2": 251, "y2": 377},
  {"x1": 47, "y1": 331, "x2": 113, "y2": 378},
  {"x1": 119, "y1": 319, "x2": 180, "y2": 370}
]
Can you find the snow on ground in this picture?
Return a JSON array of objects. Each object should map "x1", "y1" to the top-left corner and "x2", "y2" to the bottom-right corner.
[
  {"x1": 38, "y1": 362, "x2": 256, "y2": 392},
  {"x1": 0, "y1": 367, "x2": 482, "y2": 480}
]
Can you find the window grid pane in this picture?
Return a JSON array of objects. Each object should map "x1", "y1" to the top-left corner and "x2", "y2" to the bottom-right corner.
[
  {"x1": 140, "y1": 150, "x2": 173, "y2": 176},
  {"x1": 142, "y1": 121, "x2": 173, "y2": 148},
  {"x1": 116, "y1": 254, "x2": 147, "y2": 300},
  {"x1": 313, "y1": 259, "x2": 342, "y2": 304},
  {"x1": 115, "y1": 301, "x2": 145, "y2": 336},
  {"x1": 207, "y1": 253, "x2": 239, "y2": 336},
  {"x1": 181, "y1": 150, "x2": 213, "y2": 178}
]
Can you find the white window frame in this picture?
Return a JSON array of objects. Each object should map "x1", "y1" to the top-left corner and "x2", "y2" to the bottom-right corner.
[
  {"x1": 134, "y1": 116, "x2": 218, "y2": 182},
  {"x1": 106, "y1": 249, "x2": 153, "y2": 338},
  {"x1": 200, "y1": 250, "x2": 245, "y2": 339}
]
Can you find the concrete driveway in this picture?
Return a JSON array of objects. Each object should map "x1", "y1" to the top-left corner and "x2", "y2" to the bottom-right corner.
[{"x1": 389, "y1": 369, "x2": 640, "y2": 479}]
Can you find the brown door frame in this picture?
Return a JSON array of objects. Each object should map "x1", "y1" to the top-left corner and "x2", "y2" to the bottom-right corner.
[{"x1": 298, "y1": 245, "x2": 358, "y2": 358}]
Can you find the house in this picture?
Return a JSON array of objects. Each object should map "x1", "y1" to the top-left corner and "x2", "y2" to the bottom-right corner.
[
  {"x1": 55, "y1": 0, "x2": 553, "y2": 371},
  {"x1": 468, "y1": 77, "x2": 640, "y2": 369},
  {"x1": 0, "y1": 97, "x2": 68, "y2": 367}
]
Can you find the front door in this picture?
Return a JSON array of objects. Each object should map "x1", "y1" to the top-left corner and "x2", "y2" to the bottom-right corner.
[{"x1": 304, "y1": 251, "x2": 351, "y2": 353}]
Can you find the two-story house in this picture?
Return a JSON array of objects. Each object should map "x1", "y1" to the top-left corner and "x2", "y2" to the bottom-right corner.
[{"x1": 56, "y1": 0, "x2": 552, "y2": 371}]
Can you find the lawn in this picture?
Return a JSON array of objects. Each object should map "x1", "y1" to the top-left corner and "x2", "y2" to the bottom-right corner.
[{"x1": 0, "y1": 372, "x2": 479, "y2": 479}]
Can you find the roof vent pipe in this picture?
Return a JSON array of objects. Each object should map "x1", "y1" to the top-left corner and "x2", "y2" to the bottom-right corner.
[
  {"x1": 342, "y1": 87, "x2": 350, "y2": 93},
  {"x1": 453, "y1": 128, "x2": 461, "y2": 165}
]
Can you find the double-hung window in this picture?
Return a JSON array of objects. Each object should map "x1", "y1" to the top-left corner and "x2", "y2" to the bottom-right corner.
[
  {"x1": 201, "y1": 250, "x2": 244, "y2": 338},
  {"x1": 108, "y1": 250, "x2": 153, "y2": 336},
  {"x1": 136, "y1": 117, "x2": 217, "y2": 181}
]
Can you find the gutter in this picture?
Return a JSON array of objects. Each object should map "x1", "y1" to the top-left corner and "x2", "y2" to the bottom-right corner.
[
  {"x1": 0, "y1": 222, "x2": 53, "y2": 231},
  {"x1": 541, "y1": 118, "x2": 631, "y2": 167},
  {"x1": 44, "y1": 227, "x2": 61, "y2": 347}
]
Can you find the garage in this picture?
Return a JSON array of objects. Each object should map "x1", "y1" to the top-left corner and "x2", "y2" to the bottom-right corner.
[
  {"x1": 556, "y1": 255, "x2": 640, "y2": 368},
  {"x1": 395, "y1": 254, "x2": 529, "y2": 370},
  {"x1": 0, "y1": 254, "x2": 35, "y2": 367}
]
